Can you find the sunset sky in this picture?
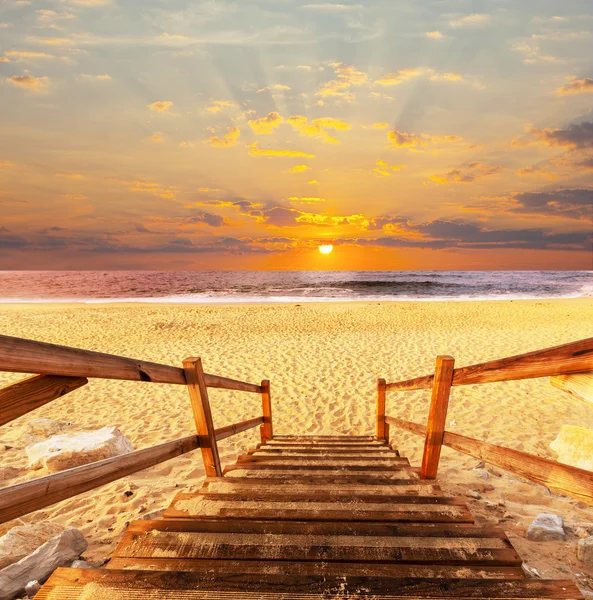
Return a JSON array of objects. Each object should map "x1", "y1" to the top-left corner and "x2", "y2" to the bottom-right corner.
[{"x1": 0, "y1": 0, "x2": 591, "y2": 270}]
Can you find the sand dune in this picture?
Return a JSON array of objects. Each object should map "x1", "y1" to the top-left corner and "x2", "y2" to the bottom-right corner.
[{"x1": 0, "y1": 299, "x2": 592, "y2": 581}]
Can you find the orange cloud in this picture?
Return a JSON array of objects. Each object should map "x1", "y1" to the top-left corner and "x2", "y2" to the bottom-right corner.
[
  {"x1": 429, "y1": 72, "x2": 463, "y2": 81},
  {"x1": 372, "y1": 160, "x2": 407, "y2": 176},
  {"x1": 80, "y1": 74, "x2": 112, "y2": 81},
  {"x1": 5, "y1": 50, "x2": 55, "y2": 60},
  {"x1": 56, "y1": 171, "x2": 84, "y2": 179},
  {"x1": 7, "y1": 74, "x2": 50, "y2": 93},
  {"x1": 151, "y1": 133, "x2": 164, "y2": 143},
  {"x1": 39, "y1": 37, "x2": 74, "y2": 46},
  {"x1": 372, "y1": 122, "x2": 389, "y2": 129},
  {"x1": 247, "y1": 143, "x2": 315, "y2": 158},
  {"x1": 516, "y1": 166, "x2": 557, "y2": 180},
  {"x1": 374, "y1": 68, "x2": 424, "y2": 86},
  {"x1": 148, "y1": 100, "x2": 174, "y2": 113},
  {"x1": 316, "y1": 62, "x2": 367, "y2": 101},
  {"x1": 257, "y1": 84, "x2": 291, "y2": 93},
  {"x1": 206, "y1": 99, "x2": 237, "y2": 113},
  {"x1": 207, "y1": 126, "x2": 240, "y2": 148},
  {"x1": 287, "y1": 115, "x2": 350, "y2": 144},
  {"x1": 290, "y1": 164, "x2": 310, "y2": 173},
  {"x1": 288, "y1": 196, "x2": 326, "y2": 204},
  {"x1": 387, "y1": 129, "x2": 463, "y2": 150},
  {"x1": 429, "y1": 162, "x2": 504, "y2": 184},
  {"x1": 426, "y1": 31, "x2": 444, "y2": 39},
  {"x1": 63, "y1": 193, "x2": 88, "y2": 200},
  {"x1": 248, "y1": 112, "x2": 284, "y2": 134},
  {"x1": 0, "y1": 161, "x2": 14, "y2": 168},
  {"x1": 557, "y1": 78, "x2": 593, "y2": 95}
]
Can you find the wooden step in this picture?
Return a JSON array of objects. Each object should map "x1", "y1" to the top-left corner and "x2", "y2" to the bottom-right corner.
[
  {"x1": 38, "y1": 569, "x2": 584, "y2": 599},
  {"x1": 252, "y1": 447, "x2": 398, "y2": 455},
  {"x1": 106, "y1": 557, "x2": 526, "y2": 579},
  {"x1": 224, "y1": 464, "x2": 415, "y2": 473},
  {"x1": 219, "y1": 474, "x2": 425, "y2": 485},
  {"x1": 164, "y1": 494, "x2": 474, "y2": 523},
  {"x1": 236, "y1": 455, "x2": 409, "y2": 466},
  {"x1": 272, "y1": 435, "x2": 377, "y2": 441}
]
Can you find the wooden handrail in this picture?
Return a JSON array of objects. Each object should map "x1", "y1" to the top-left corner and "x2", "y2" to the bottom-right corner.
[
  {"x1": 386, "y1": 416, "x2": 593, "y2": 505},
  {"x1": 0, "y1": 435, "x2": 200, "y2": 525},
  {"x1": 0, "y1": 334, "x2": 262, "y2": 393},
  {"x1": 215, "y1": 416, "x2": 264, "y2": 441},
  {"x1": 385, "y1": 337, "x2": 593, "y2": 391}
]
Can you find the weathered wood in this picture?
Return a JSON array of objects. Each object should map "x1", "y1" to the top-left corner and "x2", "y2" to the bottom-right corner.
[
  {"x1": 377, "y1": 378, "x2": 387, "y2": 440},
  {"x1": 214, "y1": 416, "x2": 263, "y2": 441},
  {"x1": 236, "y1": 454, "x2": 408, "y2": 464},
  {"x1": 226, "y1": 462, "x2": 410, "y2": 471},
  {"x1": 207, "y1": 475, "x2": 434, "y2": 487},
  {"x1": 106, "y1": 557, "x2": 526, "y2": 579},
  {"x1": 250, "y1": 447, "x2": 396, "y2": 455},
  {"x1": 260, "y1": 379, "x2": 273, "y2": 443},
  {"x1": 113, "y1": 529, "x2": 520, "y2": 565},
  {"x1": 386, "y1": 417, "x2": 593, "y2": 504},
  {"x1": 386, "y1": 337, "x2": 593, "y2": 391},
  {"x1": 421, "y1": 356, "x2": 455, "y2": 480},
  {"x1": 551, "y1": 372, "x2": 593, "y2": 403},
  {"x1": 41, "y1": 569, "x2": 582, "y2": 598},
  {"x1": 0, "y1": 435, "x2": 200, "y2": 524},
  {"x1": 0, "y1": 334, "x2": 262, "y2": 392},
  {"x1": 183, "y1": 357, "x2": 222, "y2": 478},
  {"x1": 0, "y1": 374, "x2": 87, "y2": 426},
  {"x1": 273, "y1": 435, "x2": 375, "y2": 440}
]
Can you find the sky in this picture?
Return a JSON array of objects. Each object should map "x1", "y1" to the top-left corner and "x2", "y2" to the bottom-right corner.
[{"x1": 0, "y1": 0, "x2": 592, "y2": 270}]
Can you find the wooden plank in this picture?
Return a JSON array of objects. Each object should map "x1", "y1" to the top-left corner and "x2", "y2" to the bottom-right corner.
[
  {"x1": 551, "y1": 372, "x2": 593, "y2": 403},
  {"x1": 0, "y1": 334, "x2": 262, "y2": 392},
  {"x1": 249, "y1": 448, "x2": 397, "y2": 455},
  {"x1": 106, "y1": 557, "x2": 526, "y2": 579},
  {"x1": 41, "y1": 569, "x2": 581, "y2": 597},
  {"x1": 421, "y1": 356, "x2": 455, "y2": 480},
  {"x1": 0, "y1": 435, "x2": 199, "y2": 524},
  {"x1": 124, "y1": 518, "x2": 502, "y2": 537},
  {"x1": 260, "y1": 379, "x2": 273, "y2": 443},
  {"x1": 214, "y1": 416, "x2": 263, "y2": 441},
  {"x1": 387, "y1": 416, "x2": 426, "y2": 436},
  {"x1": 189, "y1": 491, "x2": 454, "y2": 503},
  {"x1": 272, "y1": 435, "x2": 375, "y2": 440},
  {"x1": 386, "y1": 416, "x2": 593, "y2": 505},
  {"x1": 386, "y1": 337, "x2": 593, "y2": 391},
  {"x1": 219, "y1": 474, "x2": 425, "y2": 485},
  {"x1": 377, "y1": 378, "x2": 387, "y2": 440},
  {"x1": 0, "y1": 374, "x2": 87, "y2": 426},
  {"x1": 183, "y1": 357, "x2": 222, "y2": 478},
  {"x1": 236, "y1": 455, "x2": 408, "y2": 464},
  {"x1": 113, "y1": 530, "x2": 520, "y2": 565},
  {"x1": 224, "y1": 463, "x2": 412, "y2": 472}
]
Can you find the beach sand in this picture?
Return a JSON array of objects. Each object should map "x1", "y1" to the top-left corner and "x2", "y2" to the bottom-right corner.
[{"x1": 0, "y1": 298, "x2": 592, "y2": 583}]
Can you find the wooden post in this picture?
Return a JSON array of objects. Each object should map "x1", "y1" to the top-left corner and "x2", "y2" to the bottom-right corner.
[
  {"x1": 376, "y1": 379, "x2": 386, "y2": 440},
  {"x1": 260, "y1": 379, "x2": 273, "y2": 443},
  {"x1": 183, "y1": 357, "x2": 222, "y2": 477},
  {"x1": 421, "y1": 355, "x2": 455, "y2": 480}
]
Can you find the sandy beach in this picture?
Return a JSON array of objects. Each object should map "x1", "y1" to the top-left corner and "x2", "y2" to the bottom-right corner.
[{"x1": 1, "y1": 298, "x2": 593, "y2": 582}]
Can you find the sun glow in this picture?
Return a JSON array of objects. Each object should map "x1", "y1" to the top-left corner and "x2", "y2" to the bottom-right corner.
[{"x1": 318, "y1": 244, "x2": 333, "y2": 255}]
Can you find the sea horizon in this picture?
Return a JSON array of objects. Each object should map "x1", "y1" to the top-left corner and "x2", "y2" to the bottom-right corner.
[{"x1": 0, "y1": 270, "x2": 591, "y2": 304}]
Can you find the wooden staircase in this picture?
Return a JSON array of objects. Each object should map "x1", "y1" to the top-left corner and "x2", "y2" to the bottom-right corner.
[{"x1": 37, "y1": 435, "x2": 583, "y2": 599}]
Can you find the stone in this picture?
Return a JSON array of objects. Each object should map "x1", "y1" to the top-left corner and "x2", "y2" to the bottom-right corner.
[
  {"x1": 522, "y1": 563, "x2": 542, "y2": 578},
  {"x1": 69, "y1": 559, "x2": 93, "y2": 569},
  {"x1": 24, "y1": 580, "x2": 41, "y2": 596},
  {"x1": 465, "y1": 490, "x2": 482, "y2": 500},
  {"x1": 0, "y1": 523, "x2": 64, "y2": 570},
  {"x1": 578, "y1": 537, "x2": 593, "y2": 565},
  {"x1": 20, "y1": 419, "x2": 71, "y2": 446},
  {"x1": 26, "y1": 427, "x2": 133, "y2": 473},
  {"x1": 526, "y1": 513, "x2": 566, "y2": 541},
  {"x1": 473, "y1": 468, "x2": 489, "y2": 481},
  {"x1": 550, "y1": 425, "x2": 593, "y2": 471},
  {"x1": 0, "y1": 526, "x2": 87, "y2": 600}
]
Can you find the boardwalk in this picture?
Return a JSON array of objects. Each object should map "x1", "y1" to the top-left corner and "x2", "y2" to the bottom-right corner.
[{"x1": 38, "y1": 435, "x2": 582, "y2": 599}]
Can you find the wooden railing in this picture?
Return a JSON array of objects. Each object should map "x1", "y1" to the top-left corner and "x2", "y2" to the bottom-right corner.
[
  {"x1": 377, "y1": 337, "x2": 593, "y2": 504},
  {"x1": 0, "y1": 334, "x2": 271, "y2": 524}
]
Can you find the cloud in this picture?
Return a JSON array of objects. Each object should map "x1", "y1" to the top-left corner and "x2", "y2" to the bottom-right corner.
[
  {"x1": 5, "y1": 51, "x2": 56, "y2": 61},
  {"x1": 248, "y1": 111, "x2": 284, "y2": 134},
  {"x1": 7, "y1": 74, "x2": 50, "y2": 93},
  {"x1": 247, "y1": 143, "x2": 315, "y2": 158},
  {"x1": 36, "y1": 9, "x2": 76, "y2": 21},
  {"x1": 59, "y1": 0, "x2": 112, "y2": 5},
  {"x1": 430, "y1": 162, "x2": 504, "y2": 184},
  {"x1": 184, "y1": 212, "x2": 232, "y2": 227},
  {"x1": 160, "y1": 33, "x2": 188, "y2": 42},
  {"x1": 387, "y1": 129, "x2": 464, "y2": 150},
  {"x1": 316, "y1": 62, "x2": 367, "y2": 101},
  {"x1": 290, "y1": 164, "x2": 310, "y2": 173},
  {"x1": 0, "y1": 161, "x2": 14, "y2": 168},
  {"x1": 511, "y1": 41, "x2": 559, "y2": 65},
  {"x1": 80, "y1": 74, "x2": 112, "y2": 81},
  {"x1": 257, "y1": 84, "x2": 291, "y2": 93},
  {"x1": 63, "y1": 193, "x2": 88, "y2": 200},
  {"x1": 56, "y1": 171, "x2": 83, "y2": 179},
  {"x1": 207, "y1": 126, "x2": 240, "y2": 147},
  {"x1": 151, "y1": 133, "x2": 164, "y2": 143},
  {"x1": 429, "y1": 72, "x2": 463, "y2": 82},
  {"x1": 39, "y1": 37, "x2": 74, "y2": 46},
  {"x1": 508, "y1": 188, "x2": 592, "y2": 222},
  {"x1": 514, "y1": 122, "x2": 593, "y2": 150},
  {"x1": 301, "y1": 4, "x2": 362, "y2": 11},
  {"x1": 0, "y1": 57, "x2": 8, "y2": 63},
  {"x1": 372, "y1": 160, "x2": 407, "y2": 177},
  {"x1": 557, "y1": 78, "x2": 593, "y2": 96},
  {"x1": 148, "y1": 100, "x2": 174, "y2": 113},
  {"x1": 288, "y1": 196, "x2": 326, "y2": 204},
  {"x1": 372, "y1": 122, "x2": 389, "y2": 129},
  {"x1": 516, "y1": 165, "x2": 557, "y2": 180},
  {"x1": 448, "y1": 14, "x2": 491, "y2": 28},
  {"x1": 287, "y1": 115, "x2": 350, "y2": 144},
  {"x1": 115, "y1": 178, "x2": 176, "y2": 199},
  {"x1": 374, "y1": 68, "x2": 424, "y2": 86},
  {"x1": 426, "y1": 31, "x2": 444, "y2": 39},
  {"x1": 205, "y1": 99, "x2": 238, "y2": 113}
]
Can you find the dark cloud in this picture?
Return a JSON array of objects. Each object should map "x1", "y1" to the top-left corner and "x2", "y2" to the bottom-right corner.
[
  {"x1": 263, "y1": 207, "x2": 302, "y2": 227},
  {"x1": 528, "y1": 121, "x2": 593, "y2": 149},
  {"x1": 135, "y1": 224, "x2": 153, "y2": 233},
  {"x1": 184, "y1": 212, "x2": 230, "y2": 227},
  {"x1": 510, "y1": 188, "x2": 593, "y2": 221}
]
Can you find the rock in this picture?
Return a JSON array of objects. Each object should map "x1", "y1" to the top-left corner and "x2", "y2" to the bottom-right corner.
[
  {"x1": 465, "y1": 490, "x2": 481, "y2": 500},
  {"x1": 473, "y1": 468, "x2": 489, "y2": 481},
  {"x1": 24, "y1": 580, "x2": 41, "y2": 596},
  {"x1": 522, "y1": 563, "x2": 542, "y2": 578},
  {"x1": 69, "y1": 559, "x2": 93, "y2": 569},
  {"x1": 550, "y1": 425, "x2": 593, "y2": 471},
  {"x1": 0, "y1": 523, "x2": 65, "y2": 570},
  {"x1": 20, "y1": 419, "x2": 71, "y2": 446},
  {"x1": 0, "y1": 527, "x2": 87, "y2": 600},
  {"x1": 26, "y1": 427, "x2": 133, "y2": 473},
  {"x1": 526, "y1": 513, "x2": 566, "y2": 541},
  {"x1": 578, "y1": 537, "x2": 593, "y2": 565},
  {"x1": 138, "y1": 508, "x2": 165, "y2": 521}
]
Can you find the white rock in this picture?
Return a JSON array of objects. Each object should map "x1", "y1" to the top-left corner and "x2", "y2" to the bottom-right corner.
[
  {"x1": 26, "y1": 427, "x2": 133, "y2": 473},
  {"x1": 0, "y1": 527, "x2": 87, "y2": 600},
  {"x1": 24, "y1": 580, "x2": 41, "y2": 596},
  {"x1": 526, "y1": 513, "x2": 566, "y2": 541},
  {"x1": 20, "y1": 419, "x2": 71, "y2": 446},
  {"x1": 0, "y1": 523, "x2": 65, "y2": 570},
  {"x1": 578, "y1": 537, "x2": 593, "y2": 565},
  {"x1": 550, "y1": 425, "x2": 593, "y2": 471}
]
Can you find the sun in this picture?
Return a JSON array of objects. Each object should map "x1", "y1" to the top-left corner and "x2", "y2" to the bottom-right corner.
[{"x1": 318, "y1": 244, "x2": 333, "y2": 255}]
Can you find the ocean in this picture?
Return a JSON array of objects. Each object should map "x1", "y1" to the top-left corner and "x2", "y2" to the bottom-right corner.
[{"x1": 0, "y1": 271, "x2": 591, "y2": 303}]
